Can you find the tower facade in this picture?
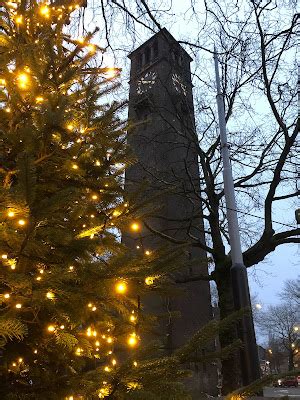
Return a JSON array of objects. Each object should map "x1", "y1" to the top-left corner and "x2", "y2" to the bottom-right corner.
[{"x1": 125, "y1": 29, "x2": 216, "y2": 395}]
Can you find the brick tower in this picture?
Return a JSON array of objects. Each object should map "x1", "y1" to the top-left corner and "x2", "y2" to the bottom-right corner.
[{"x1": 124, "y1": 28, "x2": 216, "y2": 396}]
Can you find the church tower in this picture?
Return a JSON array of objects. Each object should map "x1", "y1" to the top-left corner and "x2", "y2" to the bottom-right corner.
[{"x1": 125, "y1": 29, "x2": 216, "y2": 395}]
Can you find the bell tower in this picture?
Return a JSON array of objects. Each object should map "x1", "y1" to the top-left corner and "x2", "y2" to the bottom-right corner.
[{"x1": 125, "y1": 29, "x2": 216, "y2": 395}]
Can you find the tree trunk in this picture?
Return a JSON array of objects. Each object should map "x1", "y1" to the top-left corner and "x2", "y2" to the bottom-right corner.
[
  {"x1": 288, "y1": 350, "x2": 294, "y2": 371},
  {"x1": 215, "y1": 265, "x2": 242, "y2": 394}
]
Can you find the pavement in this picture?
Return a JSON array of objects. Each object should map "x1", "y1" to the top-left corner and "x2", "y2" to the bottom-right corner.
[{"x1": 264, "y1": 386, "x2": 300, "y2": 398}]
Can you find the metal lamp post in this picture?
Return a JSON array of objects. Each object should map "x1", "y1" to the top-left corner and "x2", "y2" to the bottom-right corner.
[{"x1": 213, "y1": 48, "x2": 261, "y2": 386}]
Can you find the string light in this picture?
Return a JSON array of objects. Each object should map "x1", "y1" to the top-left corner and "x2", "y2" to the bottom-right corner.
[
  {"x1": 87, "y1": 44, "x2": 96, "y2": 54},
  {"x1": 144, "y1": 250, "x2": 151, "y2": 256},
  {"x1": 1, "y1": 254, "x2": 8, "y2": 260},
  {"x1": 17, "y1": 72, "x2": 30, "y2": 90},
  {"x1": 36, "y1": 96, "x2": 44, "y2": 103},
  {"x1": 46, "y1": 291, "x2": 55, "y2": 300},
  {"x1": 127, "y1": 333, "x2": 138, "y2": 347},
  {"x1": 15, "y1": 303, "x2": 22, "y2": 309},
  {"x1": 130, "y1": 222, "x2": 140, "y2": 232},
  {"x1": 4, "y1": 293, "x2": 10, "y2": 299},
  {"x1": 133, "y1": 361, "x2": 138, "y2": 367},
  {"x1": 39, "y1": 5, "x2": 50, "y2": 18},
  {"x1": 47, "y1": 325, "x2": 55, "y2": 332},
  {"x1": 145, "y1": 276, "x2": 154, "y2": 285},
  {"x1": 72, "y1": 164, "x2": 78, "y2": 170},
  {"x1": 15, "y1": 15, "x2": 23, "y2": 24},
  {"x1": 18, "y1": 219, "x2": 26, "y2": 226},
  {"x1": 7, "y1": 210, "x2": 15, "y2": 217},
  {"x1": 115, "y1": 281, "x2": 127, "y2": 294}
]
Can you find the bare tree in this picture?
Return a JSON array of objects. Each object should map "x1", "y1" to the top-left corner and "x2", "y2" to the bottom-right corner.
[
  {"x1": 257, "y1": 303, "x2": 300, "y2": 371},
  {"x1": 281, "y1": 277, "x2": 300, "y2": 305}
]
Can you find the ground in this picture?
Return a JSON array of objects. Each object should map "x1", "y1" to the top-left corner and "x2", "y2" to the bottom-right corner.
[{"x1": 264, "y1": 385, "x2": 300, "y2": 398}]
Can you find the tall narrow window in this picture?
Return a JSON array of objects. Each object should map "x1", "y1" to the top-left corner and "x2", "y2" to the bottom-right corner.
[
  {"x1": 145, "y1": 46, "x2": 151, "y2": 64},
  {"x1": 153, "y1": 40, "x2": 158, "y2": 59}
]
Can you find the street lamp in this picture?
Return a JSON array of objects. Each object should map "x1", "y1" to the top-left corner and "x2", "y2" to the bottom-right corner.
[{"x1": 213, "y1": 49, "x2": 261, "y2": 386}]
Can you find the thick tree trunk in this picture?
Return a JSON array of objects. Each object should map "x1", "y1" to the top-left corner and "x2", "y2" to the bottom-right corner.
[{"x1": 215, "y1": 265, "x2": 242, "y2": 394}]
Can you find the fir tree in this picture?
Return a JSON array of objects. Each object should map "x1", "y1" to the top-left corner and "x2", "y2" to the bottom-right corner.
[{"x1": 0, "y1": 1, "x2": 188, "y2": 398}]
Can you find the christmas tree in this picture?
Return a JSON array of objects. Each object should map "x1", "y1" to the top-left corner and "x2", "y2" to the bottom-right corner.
[{"x1": 0, "y1": 1, "x2": 189, "y2": 398}]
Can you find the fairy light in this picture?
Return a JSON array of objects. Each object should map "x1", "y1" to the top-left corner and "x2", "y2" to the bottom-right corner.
[
  {"x1": 5, "y1": 107, "x2": 11, "y2": 113},
  {"x1": 133, "y1": 361, "x2": 138, "y2": 367},
  {"x1": 111, "y1": 359, "x2": 117, "y2": 366},
  {"x1": 46, "y1": 291, "x2": 55, "y2": 300},
  {"x1": 33, "y1": 349, "x2": 38, "y2": 354},
  {"x1": 127, "y1": 333, "x2": 138, "y2": 347},
  {"x1": 15, "y1": 303, "x2": 22, "y2": 309},
  {"x1": 130, "y1": 314, "x2": 136, "y2": 322},
  {"x1": 95, "y1": 160, "x2": 101, "y2": 166},
  {"x1": 15, "y1": 15, "x2": 23, "y2": 24},
  {"x1": 47, "y1": 325, "x2": 55, "y2": 332},
  {"x1": 87, "y1": 327, "x2": 92, "y2": 337},
  {"x1": 60, "y1": 325, "x2": 65, "y2": 329},
  {"x1": 72, "y1": 164, "x2": 78, "y2": 170},
  {"x1": 36, "y1": 275, "x2": 42, "y2": 280},
  {"x1": 7, "y1": 210, "x2": 15, "y2": 217},
  {"x1": 115, "y1": 281, "x2": 127, "y2": 294},
  {"x1": 67, "y1": 124, "x2": 74, "y2": 131},
  {"x1": 107, "y1": 337, "x2": 113, "y2": 344},
  {"x1": 91, "y1": 194, "x2": 98, "y2": 200},
  {"x1": 18, "y1": 358, "x2": 23, "y2": 363},
  {"x1": 145, "y1": 276, "x2": 154, "y2": 285},
  {"x1": 92, "y1": 306, "x2": 97, "y2": 311},
  {"x1": 17, "y1": 73, "x2": 30, "y2": 90},
  {"x1": 144, "y1": 250, "x2": 151, "y2": 256},
  {"x1": 69, "y1": 266, "x2": 74, "y2": 271},
  {"x1": 36, "y1": 96, "x2": 44, "y2": 103},
  {"x1": 39, "y1": 4, "x2": 50, "y2": 18},
  {"x1": 1, "y1": 254, "x2": 8, "y2": 260},
  {"x1": 104, "y1": 366, "x2": 111, "y2": 372},
  {"x1": 130, "y1": 222, "x2": 140, "y2": 232},
  {"x1": 18, "y1": 219, "x2": 26, "y2": 226},
  {"x1": 87, "y1": 44, "x2": 96, "y2": 54},
  {"x1": 4, "y1": 293, "x2": 10, "y2": 299}
]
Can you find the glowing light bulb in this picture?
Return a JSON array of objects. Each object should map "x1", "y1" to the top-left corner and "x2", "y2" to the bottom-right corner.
[
  {"x1": 15, "y1": 15, "x2": 23, "y2": 24},
  {"x1": 87, "y1": 327, "x2": 92, "y2": 336},
  {"x1": 115, "y1": 281, "x2": 127, "y2": 294},
  {"x1": 104, "y1": 366, "x2": 110, "y2": 372},
  {"x1": 130, "y1": 315, "x2": 136, "y2": 322},
  {"x1": 12, "y1": 362, "x2": 17, "y2": 367},
  {"x1": 18, "y1": 219, "x2": 26, "y2": 226},
  {"x1": 72, "y1": 164, "x2": 78, "y2": 170},
  {"x1": 69, "y1": 266, "x2": 74, "y2": 271},
  {"x1": 5, "y1": 107, "x2": 11, "y2": 113},
  {"x1": 87, "y1": 44, "x2": 96, "y2": 53},
  {"x1": 46, "y1": 291, "x2": 55, "y2": 300},
  {"x1": 133, "y1": 361, "x2": 138, "y2": 367},
  {"x1": 60, "y1": 325, "x2": 65, "y2": 329},
  {"x1": 95, "y1": 160, "x2": 101, "y2": 166},
  {"x1": 144, "y1": 250, "x2": 151, "y2": 256},
  {"x1": 92, "y1": 306, "x2": 97, "y2": 311},
  {"x1": 130, "y1": 222, "x2": 140, "y2": 232},
  {"x1": 7, "y1": 210, "x2": 15, "y2": 217},
  {"x1": 34, "y1": 349, "x2": 38, "y2": 354},
  {"x1": 112, "y1": 210, "x2": 121, "y2": 217},
  {"x1": 1, "y1": 254, "x2": 8, "y2": 259},
  {"x1": 91, "y1": 194, "x2": 98, "y2": 200},
  {"x1": 128, "y1": 333, "x2": 138, "y2": 347},
  {"x1": 36, "y1": 96, "x2": 44, "y2": 103},
  {"x1": 105, "y1": 68, "x2": 117, "y2": 79},
  {"x1": 77, "y1": 37, "x2": 85, "y2": 44},
  {"x1": 145, "y1": 276, "x2": 154, "y2": 285},
  {"x1": 107, "y1": 337, "x2": 113, "y2": 344},
  {"x1": 47, "y1": 325, "x2": 55, "y2": 332},
  {"x1": 90, "y1": 214, "x2": 95, "y2": 218},
  {"x1": 18, "y1": 358, "x2": 23, "y2": 363},
  {"x1": 39, "y1": 5, "x2": 50, "y2": 18},
  {"x1": 67, "y1": 124, "x2": 74, "y2": 131},
  {"x1": 112, "y1": 359, "x2": 117, "y2": 366},
  {"x1": 15, "y1": 303, "x2": 22, "y2": 309},
  {"x1": 17, "y1": 73, "x2": 30, "y2": 90}
]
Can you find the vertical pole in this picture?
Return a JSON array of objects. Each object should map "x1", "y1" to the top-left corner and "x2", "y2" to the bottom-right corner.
[{"x1": 213, "y1": 48, "x2": 261, "y2": 386}]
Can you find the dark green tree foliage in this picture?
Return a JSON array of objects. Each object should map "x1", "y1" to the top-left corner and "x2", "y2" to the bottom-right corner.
[{"x1": 0, "y1": 1, "x2": 194, "y2": 398}]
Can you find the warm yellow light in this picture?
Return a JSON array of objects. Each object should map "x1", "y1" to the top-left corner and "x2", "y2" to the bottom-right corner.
[
  {"x1": 105, "y1": 68, "x2": 117, "y2": 79},
  {"x1": 75, "y1": 347, "x2": 83, "y2": 355},
  {"x1": 47, "y1": 325, "x2": 55, "y2": 332},
  {"x1": 130, "y1": 315, "x2": 136, "y2": 322},
  {"x1": 77, "y1": 37, "x2": 85, "y2": 44},
  {"x1": 39, "y1": 5, "x2": 50, "y2": 18},
  {"x1": 90, "y1": 214, "x2": 95, "y2": 218},
  {"x1": 4, "y1": 293, "x2": 10, "y2": 299},
  {"x1": 46, "y1": 291, "x2": 55, "y2": 300},
  {"x1": 130, "y1": 222, "x2": 140, "y2": 232},
  {"x1": 34, "y1": 349, "x2": 38, "y2": 354},
  {"x1": 107, "y1": 337, "x2": 113, "y2": 344},
  {"x1": 104, "y1": 366, "x2": 111, "y2": 372},
  {"x1": 95, "y1": 160, "x2": 101, "y2": 166},
  {"x1": 7, "y1": 210, "x2": 15, "y2": 217},
  {"x1": 294, "y1": 327, "x2": 299, "y2": 331},
  {"x1": 67, "y1": 124, "x2": 74, "y2": 131},
  {"x1": 87, "y1": 44, "x2": 96, "y2": 53},
  {"x1": 15, "y1": 303, "x2": 22, "y2": 309},
  {"x1": 69, "y1": 266, "x2": 74, "y2": 271},
  {"x1": 112, "y1": 359, "x2": 117, "y2": 366},
  {"x1": 92, "y1": 306, "x2": 97, "y2": 311},
  {"x1": 124, "y1": 203, "x2": 128, "y2": 207},
  {"x1": 87, "y1": 327, "x2": 92, "y2": 337},
  {"x1": 12, "y1": 362, "x2": 17, "y2": 367},
  {"x1": 1, "y1": 254, "x2": 8, "y2": 259},
  {"x1": 128, "y1": 333, "x2": 138, "y2": 347},
  {"x1": 112, "y1": 210, "x2": 121, "y2": 217},
  {"x1": 36, "y1": 96, "x2": 44, "y2": 103},
  {"x1": 0, "y1": 78, "x2": 6, "y2": 85},
  {"x1": 91, "y1": 194, "x2": 98, "y2": 200},
  {"x1": 95, "y1": 340, "x2": 100, "y2": 346},
  {"x1": 145, "y1": 276, "x2": 154, "y2": 285},
  {"x1": 133, "y1": 361, "x2": 138, "y2": 367},
  {"x1": 144, "y1": 250, "x2": 151, "y2": 256},
  {"x1": 72, "y1": 164, "x2": 78, "y2": 170},
  {"x1": 5, "y1": 107, "x2": 11, "y2": 113},
  {"x1": 60, "y1": 325, "x2": 65, "y2": 329},
  {"x1": 17, "y1": 73, "x2": 30, "y2": 90},
  {"x1": 115, "y1": 281, "x2": 127, "y2": 294},
  {"x1": 15, "y1": 15, "x2": 23, "y2": 24},
  {"x1": 88, "y1": 303, "x2": 93, "y2": 308},
  {"x1": 18, "y1": 358, "x2": 23, "y2": 363},
  {"x1": 36, "y1": 276, "x2": 42, "y2": 281},
  {"x1": 18, "y1": 219, "x2": 26, "y2": 226}
]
